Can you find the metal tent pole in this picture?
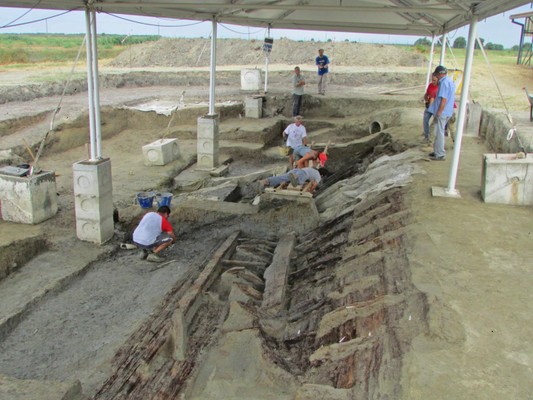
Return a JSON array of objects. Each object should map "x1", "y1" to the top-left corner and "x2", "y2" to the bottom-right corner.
[
  {"x1": 439, "y1": 33, "x2": 447, "y2": 65},
  {"x1": 264, "y1": 25, "x2": 271, "y2": 93},
  {"x1": 446, "y1": 17, "x2": 478, "y2": 195},
  {"x1": 84, "y1": 7, "x2": 97, "y2": 160},
  {"x1": 90, "y1": 9, "x2": 102, "y2": 158},
  {"x1": 208, "y1": 18, "x2": 217, "y2": 116},
  {"x1": 425, "y1": 34, "x2": 436, "y2": 89}
]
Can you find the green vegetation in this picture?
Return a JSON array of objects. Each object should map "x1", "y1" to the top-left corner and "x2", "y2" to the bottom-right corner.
[
  {"x1": 0, "y1": 33, "x2": 160, "y2": 65},
  {"x1": 453, "y1": 37, "x2": 466, "y2": 49},
  {"x1": 415, "y1": 35, "x2": 511, "y2": 52}
]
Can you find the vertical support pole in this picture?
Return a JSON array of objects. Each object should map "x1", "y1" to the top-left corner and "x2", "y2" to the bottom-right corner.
[
  {"x1": 439, "y1": 33, "x2": 447, "y2": 65},
  {"x1": 208, "y1": 18, "x2": 217, "y2": 116},
  {"x1": 90, "y1": 9, "x2": 102, "y2": 159},
  {"x1": 425, "y1": 34, "x2": 436, "y2": 89},
  {"x1": 264, "y1": 25, "x2": 271, "y2": 93},
  {"x1": 84, "y1": 8, "x2": 96, "y2": 160},
  {"x1": 446, "y1": 17, "x2": 478, "y2": 195},
  {"x1": 517, "y1": 21, "x2": 525, "y2": 65}
]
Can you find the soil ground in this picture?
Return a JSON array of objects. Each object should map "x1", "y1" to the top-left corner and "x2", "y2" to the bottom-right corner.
[{"x1": 0, "y1": 39, "x2": 532, "y2": 399}]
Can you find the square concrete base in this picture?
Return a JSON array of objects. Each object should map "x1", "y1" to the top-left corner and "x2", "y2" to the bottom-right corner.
[
  {"x1": 431, "y1": 186, "x2": 461, "y2": 198},
  {"x1": 142, "y1": 138, "x2": 180, "y2": 166},
  {"x1": 76, "y1": 216, "x2": 114, "y2": 245},
  {"x1": 481, "y1": 153, "x2": 533, "y2": 205},
  {"x1": 245, "y1": 97, "x2": 262, "y2": 118},
  {"x1": 0, "y1": 170, "x2": 58, "y2": 224}
]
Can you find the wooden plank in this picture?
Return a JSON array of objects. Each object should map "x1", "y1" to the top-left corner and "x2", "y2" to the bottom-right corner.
[
  {"x1": 173, "y1": 231, "x2": 240, "y2": 360},
  {"x1": 264, "y1": 187, "x2": 313, "y2": 198},
  {"x1": 261, "y1": 232, "x2": 296, "y2": 313}
]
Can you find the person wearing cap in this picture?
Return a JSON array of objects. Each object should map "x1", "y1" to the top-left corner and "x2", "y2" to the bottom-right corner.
[
  {"x1": 427, "y1": 65, "x2": 456, "y2": 161},
  {"x1": 283, "y1": 115, "x2": 308, "y2": 167},
  {"x1": 316, "y1": 48, "x2": 330, "y2": 95},
  {"x1": 295, "y1": 148, "x2": 328, "y2": 169},
  {"x1": 132, "y1": 205, "x2": 176, "y2": 263},
  {"x1": 294, "y1": 141, "x2": 329, "y2": 169},
  {"x1": 291, "y1": 66, "x2": 306, "y2": 117}
]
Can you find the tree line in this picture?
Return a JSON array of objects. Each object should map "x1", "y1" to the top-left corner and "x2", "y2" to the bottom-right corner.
[{"x1": 414, "y1": 36, "x2": 528, "y2": 51}]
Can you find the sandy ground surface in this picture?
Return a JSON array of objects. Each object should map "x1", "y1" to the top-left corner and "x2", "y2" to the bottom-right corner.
[{"x1": 0, "y1": 39, "x2": 532, "y2": 399}]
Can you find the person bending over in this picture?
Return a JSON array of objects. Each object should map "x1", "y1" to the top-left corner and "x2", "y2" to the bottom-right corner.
[
  {"x1": 261, "y1": 167, "x2": 328, "y2": 194},
  {"x1": 293, "y1": 145, "x2": 328, "y2": 169},
  {"x1": 133, "y1": 205, "x2": 176, "y2": 263}
]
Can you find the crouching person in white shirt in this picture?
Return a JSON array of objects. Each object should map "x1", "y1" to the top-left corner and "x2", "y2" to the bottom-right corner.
[{"x1": 133, "y1": 205, "x2": 176, "y2": 263}]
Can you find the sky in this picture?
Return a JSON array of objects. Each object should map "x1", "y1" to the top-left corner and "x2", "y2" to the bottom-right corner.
[{"x1": 0, "y1": 4, "x2": 532, "y2": 49}]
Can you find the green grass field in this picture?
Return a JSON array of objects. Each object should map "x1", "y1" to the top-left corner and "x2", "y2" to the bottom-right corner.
[
  {"x1": 405, "y1": 43, "x2": 520, "y2": 68},
  {"x1": 0, "y1": 33, "x2": 521, "y2": 68},
  {"x1": 0, "y1": 33, "x2": 160, "y2": 65}
]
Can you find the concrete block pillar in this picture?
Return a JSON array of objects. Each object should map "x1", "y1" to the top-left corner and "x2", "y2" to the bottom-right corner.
[
  {"x1": 197, "y1": 114, "x2": 219, "y2": 170},
  {"x1": 73, "y1": 158, "x2": 114, "y2": 244},
  {"x1": 245, "y1": 97, "x2": 262, "y2": 119},
  {"x1": 0, "y1": 170, "x2": 58, "y2": 224}
]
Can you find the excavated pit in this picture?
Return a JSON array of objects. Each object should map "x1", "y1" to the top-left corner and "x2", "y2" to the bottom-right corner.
[{"x1": 1, "y1": 88, "x2": 509, "y2": 399}]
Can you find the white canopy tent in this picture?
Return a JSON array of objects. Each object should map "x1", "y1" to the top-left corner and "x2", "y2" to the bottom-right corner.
[
  {"x1": 0, "y1": 1, "x2": 529, "y2": 37},
  {"x1": 1, "y1": 0, "x2": 531, "y2": 193}
]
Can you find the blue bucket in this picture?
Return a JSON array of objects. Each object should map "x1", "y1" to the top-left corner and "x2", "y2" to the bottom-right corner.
[
  {"x1": 156, "y1": 192, "x2": 173, "y2": 207},
  {"x1": 137, "y1": 192, "x2": 155, "y2": 209}
]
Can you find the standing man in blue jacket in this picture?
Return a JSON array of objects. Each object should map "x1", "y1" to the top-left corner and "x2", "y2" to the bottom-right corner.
[
  {"x1": 315, "y1": 48, "x2": 330, "y2": 95},
  {"x1": 428, "y1": 65, "x2": 456, "y2": 161}
]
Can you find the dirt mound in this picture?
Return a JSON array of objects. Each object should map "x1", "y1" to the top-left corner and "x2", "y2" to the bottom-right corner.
[{"x1": 111, "y1": 37, "x2": 426, "y2": 68}]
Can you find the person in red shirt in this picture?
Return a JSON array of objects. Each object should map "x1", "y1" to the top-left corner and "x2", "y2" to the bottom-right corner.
[
  {"x1": 423, "y1": 73, "x2": 439, "y2": 143},
  {"x1": 132, "y1": 205, "x2": 176, "y2": 263}
]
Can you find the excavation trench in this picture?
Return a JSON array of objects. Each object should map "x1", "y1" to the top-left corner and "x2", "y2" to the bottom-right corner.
[{"x1": 1, "y1": 94, "x2": 431, "y2": 399}]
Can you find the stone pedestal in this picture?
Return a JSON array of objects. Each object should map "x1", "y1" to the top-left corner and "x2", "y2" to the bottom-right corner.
[
  {"x1": 0, "y1": 170, "x2": 58, "y2": 224},
  {"x1": 240, "y1": 69, "x2": 262, "y2": 91},
  {"x1": 481, "y1": 153, "x2": 533, "y2": 205},
  {"x1": 197, "y1": 115, "x2": 219, "y2": 170},
  {"x1": 245, "y1": 97, "x2": 262, "y2": 119},
  {"x1": 142, "y1": 138, "x2": 180, "y2": 166},
  {"x1": 73, "y1": 158, "x2": 114, "y2": 244}
]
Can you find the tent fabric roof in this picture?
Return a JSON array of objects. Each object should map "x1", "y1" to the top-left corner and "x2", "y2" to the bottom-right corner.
[{"x1": 0, "y1": 1, "x2": 531, "y2": 37}]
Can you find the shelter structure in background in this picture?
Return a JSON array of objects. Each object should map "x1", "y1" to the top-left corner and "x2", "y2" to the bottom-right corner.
[
  {"x1": 0, "y1": 1, "x2": 530, "y2": 37},
  {"x1": 511, "y1": 10, "x2": 533, "y2": 65}
]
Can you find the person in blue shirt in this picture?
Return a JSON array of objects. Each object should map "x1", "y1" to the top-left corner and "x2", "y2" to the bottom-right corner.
[
  {"x1": 427, "y1": 65, "x2": 456, "y2": 161},
  {"x1": 315, "y1": 48, "x2": 330, "y2": 95}
]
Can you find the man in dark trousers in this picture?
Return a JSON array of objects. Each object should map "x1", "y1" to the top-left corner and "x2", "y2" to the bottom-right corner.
[
  {"x1": 427, "y1": 65, "x2": 456, "y2": 161},
  {"x1": 292, "y1": 66, "x2": 305, "y2": 117},
  {"x1": 316, "y1": 48, "x2": 330, "y2": 95}
]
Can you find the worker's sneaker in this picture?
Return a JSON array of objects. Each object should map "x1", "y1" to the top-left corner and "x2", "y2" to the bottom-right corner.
[
  {"x1": 429, "y1": 155, "x2": 446, "y2": 161},
  {"x1": 288, "y1": 172, "x2": 298, "y2": 187},
  {"x1": 147, "y1": 253, "x2": 166, "y2": 263},
  {"x1": 139, "y1": 249, "x2": 148, "y2": 260}
]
